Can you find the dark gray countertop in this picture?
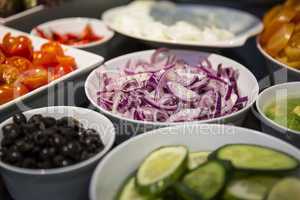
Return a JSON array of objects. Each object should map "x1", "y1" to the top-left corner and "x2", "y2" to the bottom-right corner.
[{"x1": 0, "y1": 1, "x2": 294, "y2": 199}]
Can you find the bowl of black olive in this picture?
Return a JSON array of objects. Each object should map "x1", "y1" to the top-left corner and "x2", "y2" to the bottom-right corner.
[{"x1": 0, "y1": 106, "x2": 116, "y2": 200}]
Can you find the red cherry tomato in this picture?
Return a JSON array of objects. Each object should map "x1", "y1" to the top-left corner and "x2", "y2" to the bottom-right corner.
[
  {"x1": 20, "y1": 67, "x2": 49, "y2": 89},
  {"x1": 56, "y1": 55, "x2": 76, "y2": 68},
  {"x1": 0, "y1": 64, "x2": 20, "y2": 84},
  {"x1": 6, "y1": 56, "x2": 32, "y2": 72},
  {"x1": 0, "y1": 84, "x2": 13, "y2": 105},
  {"x1": 0, "y1": 49, "x2": 6, "y2": 64},
  {"x1": 33, "y1": 51, "x2": 57, "y2": 67},
  {"x1": 41, "y1": 42, "x2": 64, "y2": 56},
  {"x1": 2, "y1": 33, "x2": 33, "y2": 60},
  {"x1": 50, "y1": 65, "x2": 75, "y2": 80}
]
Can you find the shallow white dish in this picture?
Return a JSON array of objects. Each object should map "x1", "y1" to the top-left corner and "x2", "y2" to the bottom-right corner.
[
  {"x1": 0, "y1": 25, "x2": 104, "y2": 116},
  {"x1": 0, "y1": 106, "x2": 116, "y2": 200},
  {"x1": 89, "y1": 124, "x2": 300, "y2": 200},
  {"x1": 85, "y1": 49, "x2": 259, "y2": 135},
  {"x1": 257, "y1": 37, "x2": 300, "y2": 81},
  {"x1": 102, "y1": 3, "x2": 263, "y2": 48},
  {"x1": 255, "y1": 82, "x2": 300, "y2": 144},
  {"x1": 31, "y1": 17, "x2": 114, "y2": 49}
]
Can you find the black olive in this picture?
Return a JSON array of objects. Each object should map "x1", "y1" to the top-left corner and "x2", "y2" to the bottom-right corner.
[
  {"x1": 52, "y1": 134, "x2": 65, "y2": 147},
  {"x1": 84, "y1": 129, "x2": 98, "y2": 136},
  {"x1": 28, "y1": 114, "x2": 43, "y2": 124},
  {"x1": 2, "y1": 124, "x2": 20, "y2": 139},
  {"x1": 22, "y1": 158, "x2": 36, "y2": 169},
  {"x1": 1, "y1": 138, "x2": 13, "y2": 147},
  {"x1": 53, "y1": 155, "x2": 64, "y2": 167},
  {"x1": 42, "y1": 117, "x2": 56, "y2": 128},
  {"x1": 40, "y1": 148, "x2": 51, "y2": 160},
  {"x1": 7, "y1": 150, "x2": 22, "y2": 163},
  {"x1": 34, "y1": 131, "x2": 48, "y2": 145},
  {"x1": 57, "y1": 117, "x2": 81, "y2": 131},
  {"x1": 61, "y1": 159, "x2": 72, "y2": 167},
  {"x1": 22, "y1": 123, "x2": 37, "y2": 135},
  {"x1": 80, "y1": 151, "x2": 93, "y2": 161},
  {"x1": 59, "y1": 127, "x2": 78, "y2": 139},
  {"x1": 37, "y1": 161, "x2": 52, "y2": 169},
  {"x1": 13, "y1": 113, "x2": 27, "y2": 124}
]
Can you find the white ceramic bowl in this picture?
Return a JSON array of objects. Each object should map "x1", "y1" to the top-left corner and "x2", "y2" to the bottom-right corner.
[
  {"x1": 0, "y1": 25, "x2": 104, "y2": 121},
  {"x1": 256, "y1": 37, "x2": 300, "y2": 82},
  {"x1": 85, "y1": 49, "x2": 259, "y2": 135},
  {"x1": 0, "y1": 106, "x2": 116, "y2": 200},
  {"x1": 256, "y1": 82, "x2": 300, "y2": 144},
  {"x1": 102, "y1": 3, "x2": 263, "y2": 48},
  {"x1": 89, "y1": 124, "x2": 300, "y2": 200},
  {"x1": 31, "y1": 17, "x2": 114, "y2": 49}
]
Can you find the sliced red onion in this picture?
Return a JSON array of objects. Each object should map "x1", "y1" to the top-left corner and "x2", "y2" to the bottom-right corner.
[
  {"x1": 167, "y1": 81, "x2": 200, "y2": 102},
  {"x1": 96, "y1": 49, "x2": 247, "y2": 123}
]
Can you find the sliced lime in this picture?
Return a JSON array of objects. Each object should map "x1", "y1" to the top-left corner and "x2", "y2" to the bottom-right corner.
[{"x1": 136, "y1": 146, "x2": 188, "y2": 195}]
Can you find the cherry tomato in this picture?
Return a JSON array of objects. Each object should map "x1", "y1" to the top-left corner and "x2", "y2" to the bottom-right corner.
[
  {"x1": 41, "y1": 42, "x2": 64, "y2": 56},
  {"x1": 56, "y1": 55, "x2": 76, "y2": 68},
  {"x1": 289, "y1": 32, "x2": 300, "y2": 47},
  {"x1": 33, "y1": 51, "x2": 57, "y2": 67},
  {"x1": 0, "y1": 64, "x2": 20, "y2": 84},
  {"x1": 20, "y1": 67, "x2": 49, "y2": 89},
  {"x1": 6, "y1": 56, "x2": 32, "y2": 71},
  {"x1": 2, "y1": 33, "x2": 33, "y2": 60},
  {"x1": 0, "y1": 49, "x2": 6, "y2": 64},
  {"x1": 285, "y1": 46, "x2": 300, "y2": 61},
  {"x1": 50, "y1": 65, "x2": 75, "y2": 80},
  {"x1": 0, "y1": 84, "x2": 13, "y2": 105},
  {"x1": 266, "y1": 23, "x2": 295, "y2": 56}
]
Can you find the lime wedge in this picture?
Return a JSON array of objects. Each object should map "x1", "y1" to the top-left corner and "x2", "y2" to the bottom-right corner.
[{"x1": 136, "y1": 146, "x2": 188, "y2": 195}]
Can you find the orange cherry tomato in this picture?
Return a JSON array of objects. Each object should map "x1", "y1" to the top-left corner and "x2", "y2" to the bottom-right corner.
[
  {"x1": 41, "y1": 42, "x2": 64, "y2": 56},
  {"x1": 56, "y1": 55, "x2": 76, "y2": 68},
  {"x1": 289, "y1": 32, "x2": 300, "y2": 47},
  {"x1": 2, "y1": 33, "x2": 33, "y2": 60},
  {"x1": 266, "y1": 23, "x2": 295, "y2": 56},
  {"x1": 20, "y1": 67, "x2": 49, "y2": 89},
  {"x1": 0, "y1": 64, "x2": 20, "y2": 84},
  {"x1": 261, "y1": 7, "x2": 297, "y2": 44},
  {"x1": 33, "y1": 51, "x2": 57, "y2": 67},
  {"x1": 6, "y1": 56, "x2": 32, "y2": 71}
]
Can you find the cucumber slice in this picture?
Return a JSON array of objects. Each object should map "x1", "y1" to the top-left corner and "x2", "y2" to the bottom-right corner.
[
  {"x1": 118, "y1": 177, "x2": 151, "y2": 200},
  {"x1": 174, "y1": 183, "x2": 202, "y2": 200},
  {"x1": 181, "y1": 161, "x2": 228, "y2": 200},
  {"x1": 266, "y1": 178, "x2": 300, "y2": 200},
  {"x1": 212, "y1": 144, "x2": 299, "y2": 172},
  {"x1": 223, "y1": 176, "x2": 279, "y2": 200},
  {"x1": 188, "y1": 152, "x2": 210, "y2": 170},
  {"x1": 136, "y1": 146, "x2": 188, "y2": 195}
]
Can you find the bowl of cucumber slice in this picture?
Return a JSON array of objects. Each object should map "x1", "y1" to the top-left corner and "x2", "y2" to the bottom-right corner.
[{"x1": 90, "y1": 124, "x2": 300, "y2": 200}]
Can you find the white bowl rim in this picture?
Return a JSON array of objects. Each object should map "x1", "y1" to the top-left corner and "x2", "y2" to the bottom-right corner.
[
  {"x1": 89, "y1": 123, "x2": 300, "y2": 200},
  {"x1": 0, "y1": 106, "x2": 116, "y2": 175},
  {"x1": 30, "y1": 17, "x2": 115, "y2": 49},
  {"x1": 256, "y1": 81, "x2": 300, "y2": 135},
  {"x1": 256, "y1": 36, "x2": 300, "y2": 75},
  {"x1": 85, "y1": 49, "x2": 259, "y2": 126},
  {"x1": 102, "y1": 4, "x2": 263, "y2": 48}
]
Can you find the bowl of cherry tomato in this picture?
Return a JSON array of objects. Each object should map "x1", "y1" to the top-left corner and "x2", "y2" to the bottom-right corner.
[
  {"x1": 0, "y1": 26, "x2": 104, "y2": 119},
  {"x1": 31, "y1": 18, "x2": 114, "y2": 49},
  {"x1": 258, "y1": 0, "x2": 300, "y2": 81}
]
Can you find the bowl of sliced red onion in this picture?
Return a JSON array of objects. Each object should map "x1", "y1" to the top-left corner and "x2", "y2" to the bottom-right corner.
[{"x1": 85, "y1": 49, "x2": 259, "y2": 135}]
